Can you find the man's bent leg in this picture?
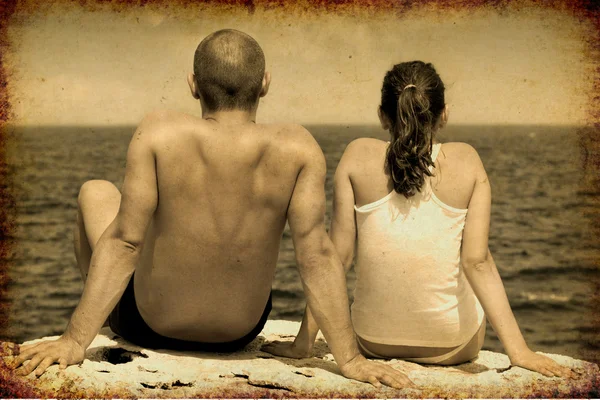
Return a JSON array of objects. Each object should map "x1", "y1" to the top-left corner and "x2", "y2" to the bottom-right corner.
[
  {"x1": 73, "y1": 180, "x2": 121, "y2": 281},
  {"x1": 72, "y1": 180, "x2": 121, "y2": 328}
]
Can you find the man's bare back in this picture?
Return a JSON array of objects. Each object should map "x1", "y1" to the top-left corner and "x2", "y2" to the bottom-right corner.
[
  {"x1": 133, "y1": 111, "x2": 310, "y2": 341},
  {"x1": 13, "y1": 29, "x2": 414, "y2": 390}
]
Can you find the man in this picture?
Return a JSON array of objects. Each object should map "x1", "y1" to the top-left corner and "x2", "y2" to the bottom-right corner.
[{"x1": 13, "y1": 29, "x2": 414, "y2": 389}]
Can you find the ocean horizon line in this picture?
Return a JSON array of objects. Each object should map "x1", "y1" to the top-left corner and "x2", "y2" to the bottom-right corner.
[{"x1": 1, "y1": 123, "x2": 590, "y2": 130}]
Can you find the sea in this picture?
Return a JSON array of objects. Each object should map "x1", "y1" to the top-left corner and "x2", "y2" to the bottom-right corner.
[{"x1": 2, "y1": 124, "x2": 599, "y2": 364}]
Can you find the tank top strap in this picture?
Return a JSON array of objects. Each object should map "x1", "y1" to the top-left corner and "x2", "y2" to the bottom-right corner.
[{"x1": 428, "y1": 143, "x2": 442, "y2": 172}]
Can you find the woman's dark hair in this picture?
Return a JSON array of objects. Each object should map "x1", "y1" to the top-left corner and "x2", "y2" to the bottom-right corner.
[{"x1": 380, "y1": 61, "x2": 445, "y2": 197}]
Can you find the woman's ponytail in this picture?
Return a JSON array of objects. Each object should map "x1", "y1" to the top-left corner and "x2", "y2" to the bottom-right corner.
[{"x1": 380, "y1": 62, "x2": 445, "y2": 198}]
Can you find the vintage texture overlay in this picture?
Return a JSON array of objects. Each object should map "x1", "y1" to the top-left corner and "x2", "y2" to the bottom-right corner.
[{"x1": 0, "y1": 0, "x2": 598, "y2": 397}]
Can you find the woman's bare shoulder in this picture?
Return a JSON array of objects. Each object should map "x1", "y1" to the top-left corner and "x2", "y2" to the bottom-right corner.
[
  {"x1": 439, "y1": 141, "x2": 479, "y2": 158},
  {"x1": 437, "y1": 141, "x2": 488, "y2": 191},
  {"x1": 344, "y1": 137, "x2": 388, "y2": 159},
  {"x1": 439, "y1": 142, "x2": 484, "y2": 169}
]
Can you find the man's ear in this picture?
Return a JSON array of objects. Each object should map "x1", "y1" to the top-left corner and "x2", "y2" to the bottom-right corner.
[
  {"x1": 259, "y1": 71, "x2": 271, "y2": 98},
  {"x1": 378, "y1": 107, "x2": 391, "y2": 130},
  {"x1": 187, "y1": 73, "x2": 200, "y2": 100}
]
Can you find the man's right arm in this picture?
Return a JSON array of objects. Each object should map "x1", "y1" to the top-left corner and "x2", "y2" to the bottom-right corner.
[
  {"x1": 282, "y1": 129, "x2": 415, "y2": 389},
  {"x1": 13, "y1": 114, "x2": 160, "y2": 377}
]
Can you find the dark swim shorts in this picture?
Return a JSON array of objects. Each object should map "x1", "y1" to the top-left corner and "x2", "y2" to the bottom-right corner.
[{"x1": 109, "y1": 275, "x2": 272, "y2": 352}]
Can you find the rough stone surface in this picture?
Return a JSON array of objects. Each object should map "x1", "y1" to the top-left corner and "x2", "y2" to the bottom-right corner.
[{"x1": 1, "y1": 320, "x2": 598, "y2": 398}]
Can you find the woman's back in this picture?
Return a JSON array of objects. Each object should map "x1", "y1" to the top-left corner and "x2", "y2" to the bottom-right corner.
[
  {"x1": 344, "y1": 138, "x2": 485, "y2": 347},
  {"x1": 349, "y1": 138, "x2": 480, "y2": 211},
  {"x1": 263, "y1": 59, "x2": 574, "y2": 376}
]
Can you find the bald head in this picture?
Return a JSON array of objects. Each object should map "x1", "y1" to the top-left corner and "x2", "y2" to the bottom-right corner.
[{"x1": 193, "y1": 29, "x2": 266, "y2": 112}]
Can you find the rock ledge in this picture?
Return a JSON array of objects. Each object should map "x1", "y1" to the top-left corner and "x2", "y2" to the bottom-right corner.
[{"x1": 1, "y1": 320, "x2": 598, "y2": 398}]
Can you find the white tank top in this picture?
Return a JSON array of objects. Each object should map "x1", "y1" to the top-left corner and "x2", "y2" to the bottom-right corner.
[{"x1": 351, "y1": 143, "x2": 484, "y2": 347}]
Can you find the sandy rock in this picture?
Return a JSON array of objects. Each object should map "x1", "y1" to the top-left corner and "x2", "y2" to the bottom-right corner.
[{"x1": 1, "y1": 320, "x2": 598, "y2": 398}]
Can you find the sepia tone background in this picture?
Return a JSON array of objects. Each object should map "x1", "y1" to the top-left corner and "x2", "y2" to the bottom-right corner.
[
  {"x1": 0, "y1": 0, "x2": 598, "y2": 379},
  {"x1": 2, "y1": 2, "x2": 594, "y2": 126}
]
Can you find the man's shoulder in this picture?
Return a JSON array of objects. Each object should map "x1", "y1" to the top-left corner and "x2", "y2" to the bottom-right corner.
[
  {"x1": 135, "y1": 109, "x2": 211, "y2": 145},
  {"x1": 261, "y1": 124, "x2": 325, "y2": 173},
  {"x1": 263, "y1": 123, "x2": 311, "y2": 139},
  {"x1": 139, "y1": 109, "x2": 199, "y2": 129},
  {"x1": 263, "y1": 123, "x2": 321, "y2": 153}
]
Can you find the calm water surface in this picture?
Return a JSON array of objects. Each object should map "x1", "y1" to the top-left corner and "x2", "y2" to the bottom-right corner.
[{"x1": 3, "y1": 124, "x2": 599, "y2": 363}]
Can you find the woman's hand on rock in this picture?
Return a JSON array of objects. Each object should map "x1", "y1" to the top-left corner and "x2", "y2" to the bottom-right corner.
[
  {"x1": 510, "y1": 350, "x2": 576, "y2": 378},
  {"x1": 339, "y1": 354, "x2": 418, "y2": 390},
  {"x1": 11, "y1": 335, "x2": 85, "y2": 377},
  {"x1": 261, "y1": 339, "x2": 312, "y2": 359}
]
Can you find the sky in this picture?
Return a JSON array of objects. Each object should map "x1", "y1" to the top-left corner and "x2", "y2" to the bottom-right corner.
[{"x1": 5, "y1": 2, "x2": 595, "y2": 126}]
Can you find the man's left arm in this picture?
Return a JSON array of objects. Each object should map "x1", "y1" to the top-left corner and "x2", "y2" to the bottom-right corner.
[
  {"x1": 283, "y1": 130, "x2": 415, "y2": 389},
  {"x1": 13, "y1": 116, "x2": 159, "y2": 377},
  {"x1": 262, "y1": 148, "x2": 357, "y2": 358}
]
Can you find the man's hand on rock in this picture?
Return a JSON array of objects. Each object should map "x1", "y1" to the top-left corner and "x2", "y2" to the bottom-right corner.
[
  {"x1": 339, "y1": 354, "x2": 417, "y2": 390},
  {"x1": 12, "y1": 336, "x2": 85, "y2": 377},
  {"x1": 510, "y1": 349, "x2": 576, "y2": 378}
]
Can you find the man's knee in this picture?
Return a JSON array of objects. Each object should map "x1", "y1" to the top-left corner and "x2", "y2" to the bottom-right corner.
[{"x1": 78, "y1": 180, "x2": 120, "y2": 209}]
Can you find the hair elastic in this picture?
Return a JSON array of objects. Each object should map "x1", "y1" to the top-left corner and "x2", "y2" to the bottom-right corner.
[{"x1": 403, "y1": 84, "x2": 417, "y2": 90}]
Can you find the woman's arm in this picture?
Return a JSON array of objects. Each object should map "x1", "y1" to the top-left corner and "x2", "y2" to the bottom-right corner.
[
  {"x1": 262, "y1": 146, "x2": 357, "y2": 358},
  {"x1": 460, "y1": 145, "x2": 573, "y2": 378}
]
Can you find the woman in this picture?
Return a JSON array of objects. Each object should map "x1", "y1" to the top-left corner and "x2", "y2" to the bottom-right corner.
[{"x1": 263, "y1": 61, "x2": 573, "y2": 377}]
